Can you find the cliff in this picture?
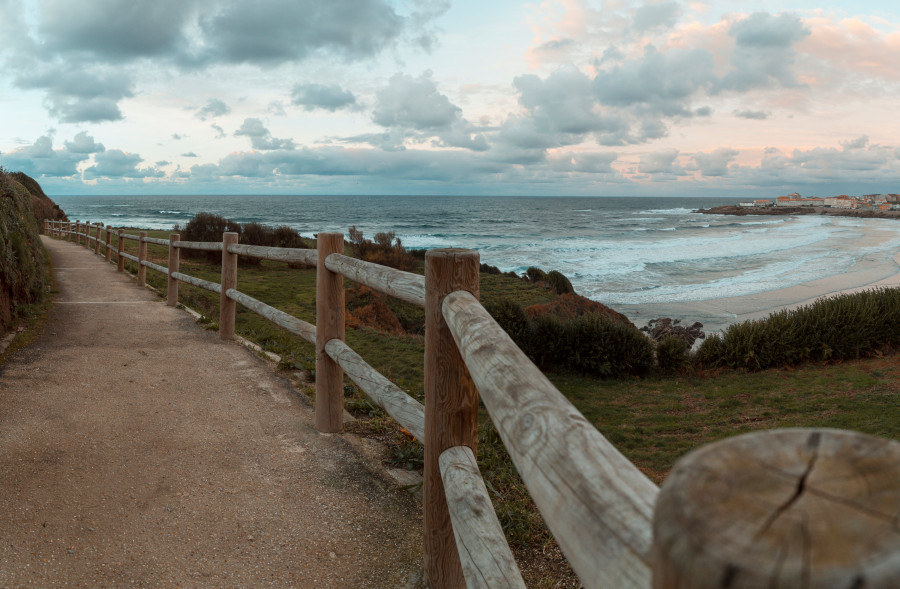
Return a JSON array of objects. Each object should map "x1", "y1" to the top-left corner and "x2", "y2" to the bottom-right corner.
[{"x1": 0, "y1": 171, "x2": 66, "y2": 332}]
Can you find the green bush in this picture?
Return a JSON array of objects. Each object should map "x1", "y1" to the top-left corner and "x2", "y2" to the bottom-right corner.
[
  {"x1": 524, "y1": 266, "x2": 547, "y2": 283},
  {"x1": 656, "y1": 335, "x2": 688, "y2": 374},
  {"x1": 546, "y1": 270, "x2": 574, "y2": 295}
]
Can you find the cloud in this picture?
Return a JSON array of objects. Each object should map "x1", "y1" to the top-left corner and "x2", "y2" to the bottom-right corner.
[
  {"x1": 840, "y1": 135, "x2": 869, "y2": 151},
  {"x1": 638, "y1": 148, "x2": 681, "y2": 174},
  {"x1": 692, "y1": 148, "x2": 739, "y2": 177},
  {"x1": 196, "y1": 98, "x2": 231, "y2": 120},
  {"x1": 84, "y1": 149, "x2": 164, "y2": 178},
  {"x1": 64, "y1": 131, "x2": 106, "y2": 154},
  {"x1": 182, "y1": 152, "x2": 199, "y2": 157},
  {"x1": 234, "y1": 118, "x2": 295, "y2": 150},
  {"x1": 632, "y1": 2, "x2": 681, "y2": 32},
  {"x1": 16, "y1": 65, "x2": 134, "y2": 122},
  {"x1": 172, "y1": 133, "x2": 184, "y2": 140},
  {"x1": 734, "y1": 109, "x2": 770, "y2": 120},
  {"x1": 156, "y1": 160, "x2": 170, "y2": 167},
  {"x1": 549, "y1": 151, "x2": 618, "y2": 174},
  {"x1": 719, "y1": 13, "x2": 811, "y2": 91},
  {"x1": 292, "y1": 83, "x2": 358, "y2": 111},
  {"x1": 373, "y1": 72, "x2": 460, "y2": 129},
  {"x1": 211, "y1": 124, "x2": 226, "y2": 139},
  {"x1": 1, "y1": 135, "x2": 89, "y2": 177},
  {"x1": 198, "y1": 0, "x2": 403, "y2": 64}
]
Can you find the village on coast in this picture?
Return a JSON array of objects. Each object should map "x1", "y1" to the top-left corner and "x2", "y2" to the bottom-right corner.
[{"x1": 738, "y1": 192, "x2": 900, "y2": 210}]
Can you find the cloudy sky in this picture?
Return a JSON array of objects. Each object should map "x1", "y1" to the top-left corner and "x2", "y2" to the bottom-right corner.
[{"x1": 2, "y1": 0, "x2": 900, "y2": 197}]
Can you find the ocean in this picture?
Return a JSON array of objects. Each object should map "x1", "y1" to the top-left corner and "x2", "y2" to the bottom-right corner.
[{"x1": 53, "y1": 194, "x2": 900, "y2": 332}]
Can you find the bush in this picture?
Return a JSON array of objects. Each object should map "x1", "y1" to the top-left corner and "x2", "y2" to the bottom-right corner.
[
  {"x1": 347, "y1": 225, "x2": 417, "y2": 271},
  {"x1": 656, "y1": 335, "x2": 688, "y2": 374},
  {"x1": 546, "y1": 270, "x2": 574, "y2": 295},
  {"x1": 524, "y1": 266, "x2": 547, "y2": 283},
  {"x1": 179, "y1": 212, "x2": 242, "y2": 262}
]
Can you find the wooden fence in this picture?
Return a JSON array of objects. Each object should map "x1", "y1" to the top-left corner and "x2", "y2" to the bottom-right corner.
[{"x1": 44, "y1": 219, "x2": 900, "y2": 589}]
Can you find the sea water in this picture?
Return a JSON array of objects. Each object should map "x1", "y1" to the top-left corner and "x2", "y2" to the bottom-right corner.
[{"x1": 54, "y1": 194, "x2": 900, "y2": 330}]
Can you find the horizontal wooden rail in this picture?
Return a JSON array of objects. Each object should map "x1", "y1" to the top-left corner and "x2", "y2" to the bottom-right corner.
[
  {"x1": 225, "y1": 288, "x2": 316, "y2": 344},
  {"x1": 324, "y1": 338, "x2": 425, "y2": 441},
  {"x1": 142, "y1": 236, "x2": 170, "y2": 246},
  {"x1": 227, "y1": 243, "x2": 317, "y2": 265},
  {"x1": 121, "y1": 233, "x2": 140, "y2": 241},
  {"x1": 171, "y1": 271, "x2": 221, "y2": 294},
  {"x1": 173, "y1": 241, "x2": 223, "y2": 251},
  {"x1": 325, "y1": 253, "x2": 425, "y2": 307},
  {"x1": 439, "y1": 446, "x2": 526, "y2": 589},
  {"x1": 442, "y1": 289, "x2": 658, "y2": 589},
  {"x1": 120, "y1": 252, "x2": 139, "y2": 263},
  {"x1": 141, "y1": 260, "x2": 168, "y2": 275}
]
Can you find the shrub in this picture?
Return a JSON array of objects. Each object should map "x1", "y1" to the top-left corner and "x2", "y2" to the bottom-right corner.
[
  {"x1": 480, "y1": 263, "x2": 502, "y2": 275},
  {"x1": 180, "y1": 212, "x2": 242, "y2": 262},
  {"x1": 656, "y1": 335, "x2": 689, "y2": 374},
  {"x1": 546, "y1": 270, "x2": 574, "y2": 295},
  {"x1": 524, "y1": 266, "x2": 547, "y2": 283},
  {"x1": 347, "y1": 225, "x2": 417, "y2": 271}
]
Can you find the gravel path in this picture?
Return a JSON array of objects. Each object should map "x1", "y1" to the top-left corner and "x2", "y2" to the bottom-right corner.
[{"x1": 0, "y1": 237, "x2": 424, "y2": 587}]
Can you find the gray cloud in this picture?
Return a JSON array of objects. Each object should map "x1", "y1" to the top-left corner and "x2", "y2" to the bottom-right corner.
[
  {"x1": 234, "y1": 118, "x2": 295, "y2": 150},
  {"x1": 638, "y1": 148, "x2": 681, "y2": 174},
  {"x1": 841, "y1": 135, "x2": 869, "y2": 150},
  {"x1": 211, "y1": 124, "x2": 226, "y2": 139},
  {"x1": 84, "y1": 149, "x2": 164, "y2": 178},
  {"x1": 692, "y1": 147, "x2": 739, "y2": 176},
  {"x1": 16, "y1": 65, "x2": 134, "y2": 122},
  {"x1": 549, "y1": 151, "x2": 618, "y2": 174},
  {"x1": 292, "y1": 83, "x2": 358, "y2": 111},
  {"x1": 196, "y1": 98, "x2": 231, "y2": 120},
  {"x1": 633, "y1": 2, "x2": 681, "y2": 32},
  {"x1": 182, "y1": 152, "x2": 199, "y2": 157},
  {"x1": 373, "y1": 72, "x2": 460, "y2": 129},
  {"x1": 64, "y1": 131, "x2": 106, "y2": 154},
  {"x1": 734, "y1": 109, "x2": 770, "y2": 120},
  {"x1": 156, "y1": 160, "x2": 170, "y2": 167},
  {"x1": 719, "y1": 13, "x2": 810, "y2": 91},
  {"x1": 172, "y1": 133, "x2": 184, "y2": 140},
  {"x1": 2, "y1": 135, "x2": 89, "y2": 177}
]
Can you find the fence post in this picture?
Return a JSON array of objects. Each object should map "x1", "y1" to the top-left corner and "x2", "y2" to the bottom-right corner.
[
  {"x1": 94, "y1": 224, "x2": 101, "y2": 254},
  {"x1": 423, "y1": 248, "x2": 480, "y2": 589},
  {"x1": 138, "y1": 231, "x2": 148, "y2": 287},
  {"x1": 105, "y1": 226, "x2": 112, "y2": 262},
  {"x1": 219, "y1": 232, "x2": 238, "y2": 340},
  {"x1": 117, "y1": 230, "x2": 125, "y2": 272},
  {"x1": 75, "y1": 221, "x2": 80, "y2": 244},
  {"x1": 168, "y1": 234, "x2": 180, "y2": 307},
  {"x1": 315, "y1": 233, "x2": 345, "y2": 433},
  {"x1": 652, "y1": 428, "x2": 900, "y2": 589},
  {"x1": 67, "y1": 221, "x2": 72, "y2": 242}
]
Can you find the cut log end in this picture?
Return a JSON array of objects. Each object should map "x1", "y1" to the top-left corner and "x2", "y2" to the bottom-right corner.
[{"x1": 652, "y1": 428, "x2": 900, "y2": 589}]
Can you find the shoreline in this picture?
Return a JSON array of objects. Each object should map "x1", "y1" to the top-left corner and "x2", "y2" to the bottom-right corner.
[
  {"x1": 617, "y1": 249, "x2": 900, "y2": 335},
  {"x1": 697, "y1": 204, "x2": 900, "y2": 220}
]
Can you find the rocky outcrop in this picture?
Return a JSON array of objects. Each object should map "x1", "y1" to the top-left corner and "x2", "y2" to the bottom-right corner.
[{"x1": 640, "y1": 318, "x2": 705, "y2": 347}]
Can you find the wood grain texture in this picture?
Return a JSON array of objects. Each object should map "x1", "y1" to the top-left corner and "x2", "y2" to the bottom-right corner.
[
  {"x1": 137, "y1": 232, "x2": 148, "y2": 287},
  {"x1": 653, "y1": 428, "x2": 900, "y2": 589},
  {"x1": 117, "y1": 230, "x2": 125, "y2": 272},
  {"x1": 324, "y1": 338, "x2": 425, "y2": 441},
  {"x1": 105, "y1": 226, "x2": 112, "y2": 262},
  {"x1": 226, "y1": 288, "x2": 316, "y2": 344},
  {"x1": 141, "y1": 260, "x2": 168, "y2": 275},
  {"x1": 171, "y1": 272, "x2": 221, "y2": 294},
  {"x1": 424, "y1": 249, "x2": 480, "y2": 589},
  {"x1": 167, "y1": 234, "x2": 180, "y2": 306},
  {"x1": 173, "y1": 241, "x2": 223, "y2": 252},
  {"x1": 439, "y1": 446, "x2": 526, "y2": 589},
  {"x1": 315, "y1": 233, "x2": 345, "y2": 433},
  {"x1": 141, "y1": 236, "x2": 170, "y2": 246},
  {"x1": 219, "y1": 232, "x2": 238, "y2": 340},
  {"x1": 325, "y1": 253, "x2": 426, "y2": 307},
  {"x1": 121, "y1": 233, "x2": 140, "y2": 241},
  {"x1": 442, "y1": 289, "x2": 658, "y2": 589},
  {"x1": 94, "y1": 225, "x2": 101, "y2": 254},
  {"x1": 67, "y1": 222, "x2": 72, "y2": 242},
  {"x1": 227, "y1": 243, "x2": 318, "y2": 266}
]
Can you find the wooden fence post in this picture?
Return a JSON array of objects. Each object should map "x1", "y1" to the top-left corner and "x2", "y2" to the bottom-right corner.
[
  {"x1": 75, "y1": 221, "x2": 80, "y2": 244},
  {"x1": 67, "y1": 221, "x2": 72, "y2": 242},
  {"x1": 83, "y1": 221, "x2": 89, "y2": 247},
  {"x1": 105, "y1": 226, "x2": 112, "y2": 262},
  {"x1": 423, "y1": 248, "x2": 480, "y2": 589},
  {"x1": 315, "y1": 233, "x2": 345, "y2": 433},
  {"x1": 138, "y1": 231, "x2": 148, "y2": 287},
  {"x1": 168, "y1": 234, "x2": 180, "y2": 307},
  {"x1": 219, "y1": 232, "x2": 238, "y2": 340},
  {"x1": 94, "y1": 224, "x2": 101, "y2": 254},
  {"x1": 117, "y1": 230, "x2": 125, "y2": 272},
  {"x1": 652, "y1": 428, "x2": 900, "y2": 589}
]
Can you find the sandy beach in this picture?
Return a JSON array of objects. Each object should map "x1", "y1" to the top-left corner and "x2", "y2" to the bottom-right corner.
[{"x1": 619, "y1": 249, "x2": 900, "y2": 335}]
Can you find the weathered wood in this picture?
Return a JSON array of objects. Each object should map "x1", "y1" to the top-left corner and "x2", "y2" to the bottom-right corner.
[
  {"x1": 171, "y1": 271, "x2": 221, "y2": 294},
  {"x1": 67, "y1": 222, "x2": 72, "y2": 242},
  {"x1": 653, "y1": 428, "x2": 900, "y2": 589},
  {"x1": 173, "y1": 241, "x2": 223, "y2": 252},
  {"x1": 315, "y1": 233, "x2": 345, "y2": 433},
  {"x1": 105, "y1": 226, "x2": 112, "y2": 262},
  {"x1": 324, "y1": 338, "x2": 425, "y2": 441},
  {"x1": 167, "y1": 234, "x2": 180, "y2": 306},
  {"x1": 424, "y1": 248, "x2": 480, "y2": 589},
  {"x1": 137, "y1": 232, "x2": 148, "y2": 287},
  {"x1": 117, "y1": 230, "x2": 125, "y2": 272},
  {"x1": 141, "y1": 259, "x2": 168, "y2": 275},
  {"x1": 121, "y1": 233, "x2": 140, "y2": 241},
  {"x1": 142, "y1": 236, "x2": 170, "y2": 246},
  {"x1": 439, "y1": 446, "x2": 526, "y2": 589},
  {"x1": 442, "y1": 289, "x2": 658, "y2": 589},
  {"x1": 94, "y1": 224, "x2": 101, "y2": 254},
  {"x1": 120, "y1": 252, "x2": 139, "y2": 263},
  {"x1": 226, "y1": 288, "x2": 316, "y2": 344},
  {"x1": 219, "y1": 232, "x2": 239, "y2": 340},
  {"x1": 325, "y1": 253, "x2": 425, "y2": 307},
  {"x1": 227, "y1": 243, "x2": 318, "y2": 266},
  {"x1": 75, "y1": 221, "x2": 80, "y2": 244}
]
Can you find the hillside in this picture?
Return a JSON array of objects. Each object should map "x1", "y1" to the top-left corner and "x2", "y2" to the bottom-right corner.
[{"x1": 0, "y1": 170, "x2": 66, "y2": 333}]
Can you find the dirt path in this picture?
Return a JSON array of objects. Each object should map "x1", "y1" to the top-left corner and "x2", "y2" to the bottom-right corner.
[{"x1": 0, "y1": 237, "x2": 423, "y2": 587}]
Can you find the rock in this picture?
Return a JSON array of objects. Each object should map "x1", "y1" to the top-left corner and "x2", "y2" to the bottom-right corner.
[{"x1": 640, "y1": 318, "x2": 705, "y2": 347}]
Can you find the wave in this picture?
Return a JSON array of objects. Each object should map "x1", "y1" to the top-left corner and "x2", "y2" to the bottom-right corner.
[{"x1": 639, "y1": 208, "x2": 695, "y2": 215}]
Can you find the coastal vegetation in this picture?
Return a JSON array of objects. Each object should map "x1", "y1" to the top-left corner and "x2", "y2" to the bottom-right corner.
[{"x1": 0, "y1": 169, "x2": 66, "y2": 337}]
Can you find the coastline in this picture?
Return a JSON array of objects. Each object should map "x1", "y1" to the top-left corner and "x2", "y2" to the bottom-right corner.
[
  {"x1": 697, "y1": 204, "x2": 900, "y2": 220},
  {"x1": 617, "y1": 249, "x2": 900, "y2": 335}
]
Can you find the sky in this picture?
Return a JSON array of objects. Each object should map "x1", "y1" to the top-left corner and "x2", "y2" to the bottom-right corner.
[{"x1": 2, "y1": 0, "x2": 900, "y2": 197}]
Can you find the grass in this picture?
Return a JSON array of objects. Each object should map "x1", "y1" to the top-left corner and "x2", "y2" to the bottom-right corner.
[{"x1": 54, "y1": 227, "x2": 900, "y2": 587}]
